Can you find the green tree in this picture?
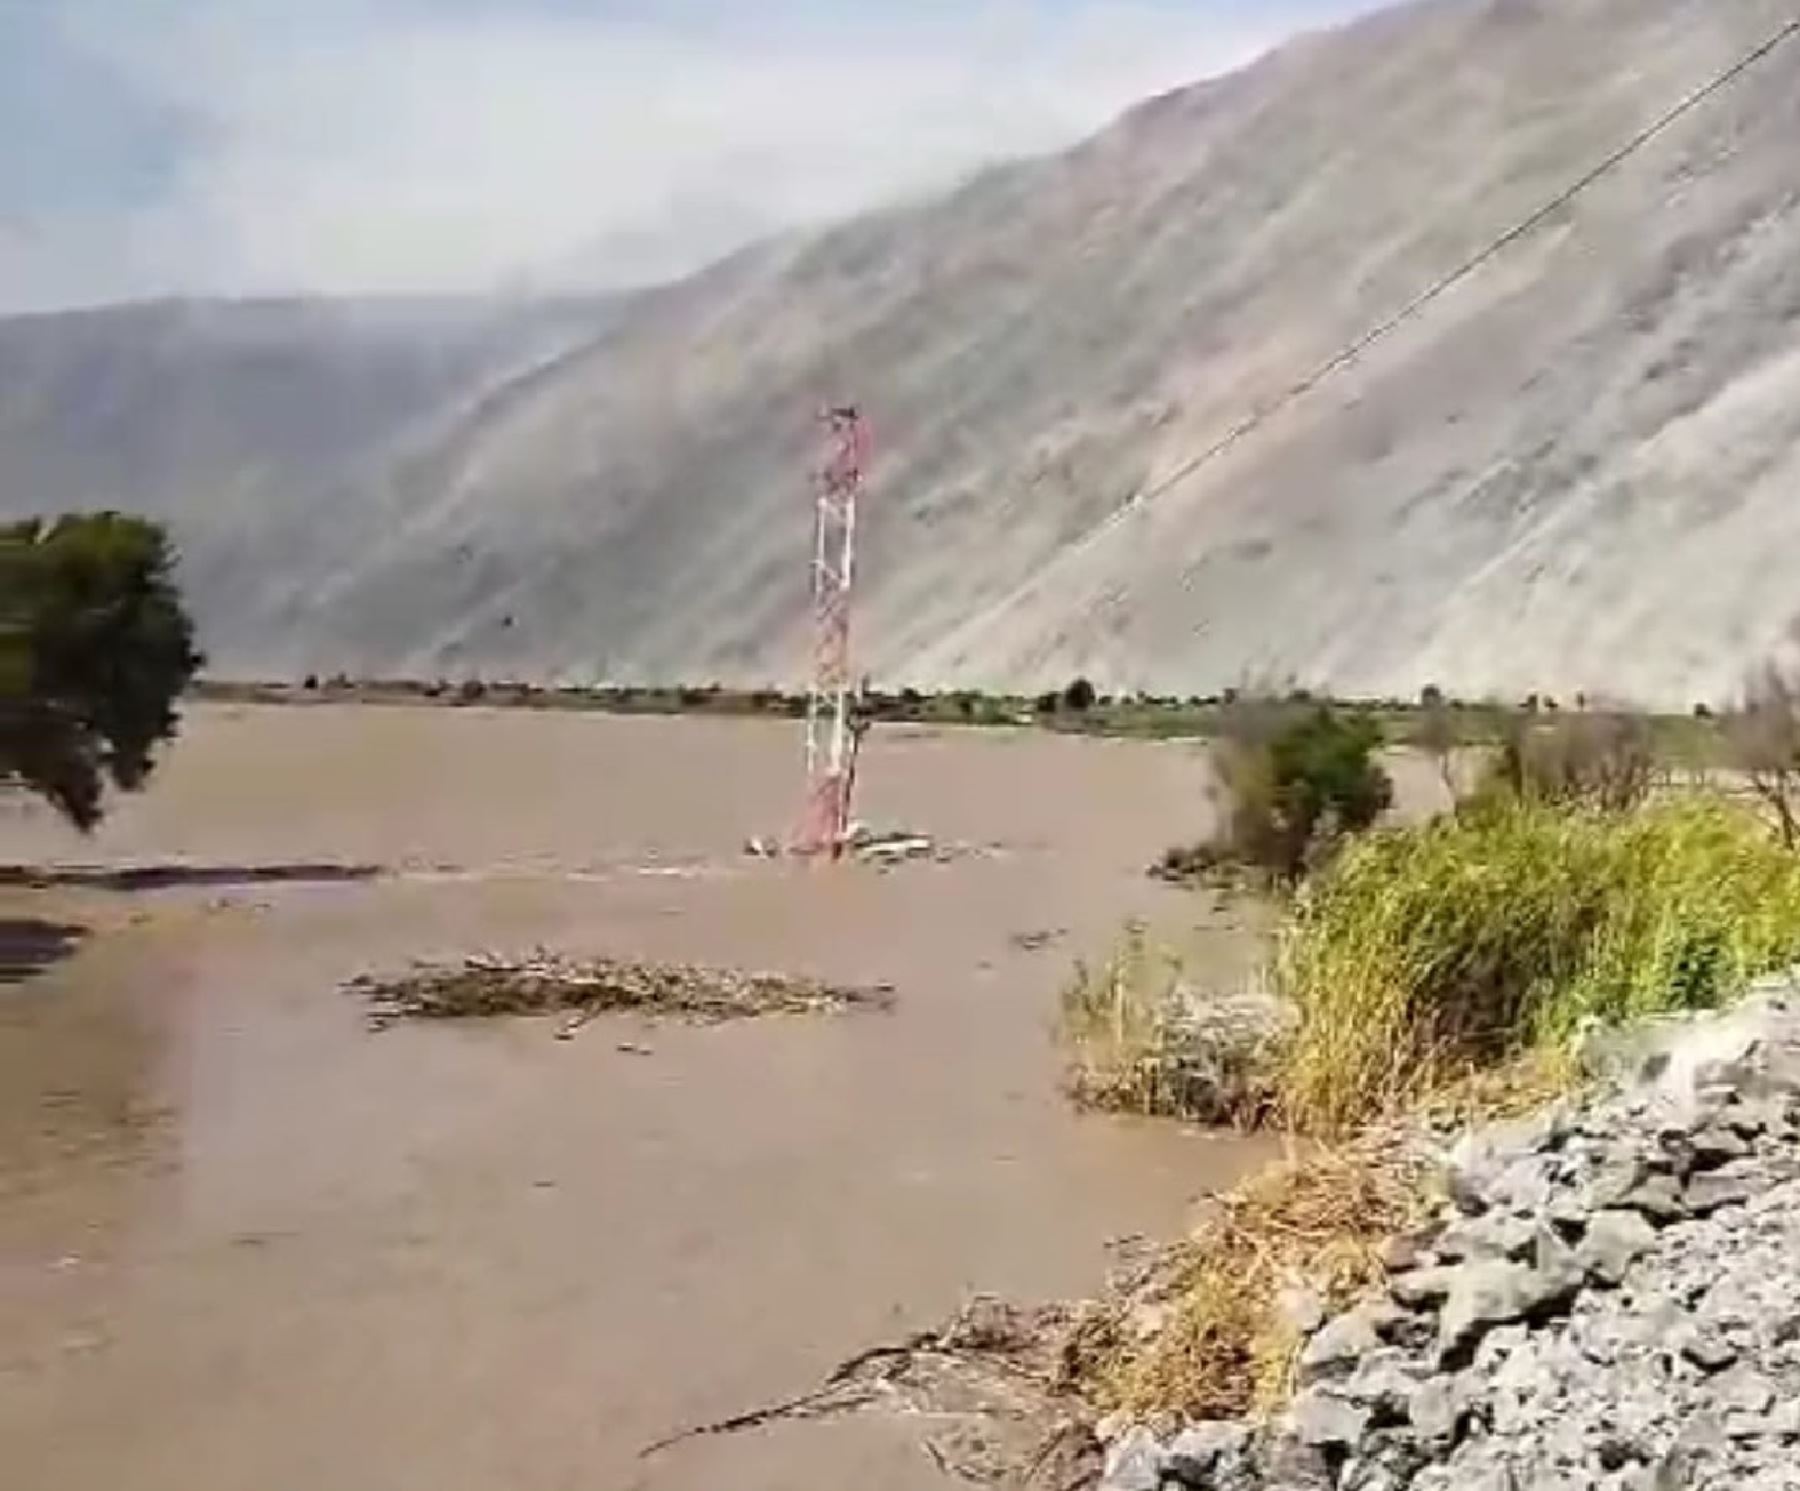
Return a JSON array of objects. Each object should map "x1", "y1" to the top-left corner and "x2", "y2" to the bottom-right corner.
[
  {"x1": 1, "y1": 514, "x2": 202, "y2": 830},
  {"x1": 1203, "y1": 699, "x2": 1393, "y2": 881},
  {"x1": 1266, "y1": 707, "x2": 1393, "y2": 872},
  {"x1": 1061, "y1": 676, "x2": 1098, "y2": 712}
]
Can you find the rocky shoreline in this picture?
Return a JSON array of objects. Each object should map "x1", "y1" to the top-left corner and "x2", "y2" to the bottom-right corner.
[{"x1": 1101, "y1": 974, "x2": 1800, "y2": 1491}]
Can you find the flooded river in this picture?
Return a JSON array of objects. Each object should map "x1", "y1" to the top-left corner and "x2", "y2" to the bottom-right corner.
[{"x1": 1, "y1": 706, "x2": 1273, "y2": 1489}]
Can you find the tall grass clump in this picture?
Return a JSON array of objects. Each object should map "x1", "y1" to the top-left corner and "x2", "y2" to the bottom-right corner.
[
  {"x1": 1058, "y1": 923, "x2": 1282, "y2": 1125},
  {"x1": 1059, "y1": 922, "x2": 1186, "y2": 1115},
  {"x1": 1278, "y1": 795, "x2": 1800, "y2": 1132}
]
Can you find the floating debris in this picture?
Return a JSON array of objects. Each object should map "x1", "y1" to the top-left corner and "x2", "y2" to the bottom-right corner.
[
  {"x1": 854, "y1": 831, "x2": 938, "y2": 865},
  {"x1": 741, "y1": 823, "x2": 967, "y2": 866},
  {"x1": 347, "y1": 951, "x2": 891, "y2": 1030},
  {"x1": 638, "y1": 1294, "x2": 1091, "y2": 1486}
]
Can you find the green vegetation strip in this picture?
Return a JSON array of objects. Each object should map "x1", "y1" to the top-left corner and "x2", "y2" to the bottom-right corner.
[
  {"x1": 191, "y1": 677, "x2": 1732, "y2": 751},
  {"x1": 1278, "y1": 796, "x2": 1800, "y2": 1133}
]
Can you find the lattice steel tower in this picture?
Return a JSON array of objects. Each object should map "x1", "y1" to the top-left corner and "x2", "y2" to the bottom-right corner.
[{"x1": 795, "y1": 405, "x2": 870, "y2": 858}]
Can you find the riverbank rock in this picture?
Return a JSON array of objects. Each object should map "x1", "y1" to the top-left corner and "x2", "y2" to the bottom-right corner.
[{"x1": 1102, "y1": 976, "x2": 1800, "y2": 1491}]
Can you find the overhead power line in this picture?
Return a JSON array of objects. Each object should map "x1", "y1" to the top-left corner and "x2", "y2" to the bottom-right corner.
[
  {"x1": 1138, "y1": 9, "x2": 1800, "y2": 516},
  {"x1": 939, "y1": 10, "x2": 1800, "y2": 651}
]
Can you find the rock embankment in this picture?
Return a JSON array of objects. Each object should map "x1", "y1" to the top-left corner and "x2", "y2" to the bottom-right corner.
[{"x1": 1103, "y1": 976, "x2": 1800, "y2": 1491}]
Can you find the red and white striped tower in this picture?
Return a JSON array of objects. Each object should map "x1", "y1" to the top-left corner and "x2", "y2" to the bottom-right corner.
[{"x1": 795, "y1": 405, "x2": 870, "y2": 858}]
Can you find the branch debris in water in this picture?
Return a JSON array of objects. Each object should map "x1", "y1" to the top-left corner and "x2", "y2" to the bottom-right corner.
[
  {"x1": 638, "y1": 1296, "x2": 1091, "y2": 1486},
  {"x1": 347, "y1": 951, "x2": 892, "y2": 1029}
]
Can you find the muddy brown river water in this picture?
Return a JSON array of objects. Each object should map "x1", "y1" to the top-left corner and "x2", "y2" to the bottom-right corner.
[{"x1": 0, "y1": 705, "x2": 1276, "y2": 1490}]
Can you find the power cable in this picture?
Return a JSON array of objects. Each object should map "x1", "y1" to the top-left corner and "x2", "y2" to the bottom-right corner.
[
  {"x1": 1142, "y1": 11, "x2": 1800, "y2": 516},
  {"x1": 939, "y1": 11, "x2": 1800, "y2": 648}
]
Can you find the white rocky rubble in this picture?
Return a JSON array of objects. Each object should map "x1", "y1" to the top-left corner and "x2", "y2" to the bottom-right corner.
[{"x1": 1103, "y1": 975, "x2": 1800, "y2": 1491}]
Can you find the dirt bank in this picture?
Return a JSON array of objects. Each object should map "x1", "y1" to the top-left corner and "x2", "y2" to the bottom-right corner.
[{"x1": 1, "y1": 705, "x2": 1273, "y2": 1490}]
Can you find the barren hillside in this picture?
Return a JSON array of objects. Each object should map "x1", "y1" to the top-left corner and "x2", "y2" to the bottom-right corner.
[{"x1": 3, "y1": 0, "x2": 1798, "y2": 704}]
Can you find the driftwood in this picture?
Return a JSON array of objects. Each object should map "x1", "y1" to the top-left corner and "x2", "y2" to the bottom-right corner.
[{"x1": 636, "y1": 1297, "x2": 1097, "y2": 1486}]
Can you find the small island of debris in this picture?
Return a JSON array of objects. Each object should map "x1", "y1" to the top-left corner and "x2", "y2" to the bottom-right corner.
[{"x1": 347, "y1": 951, "x2": 892, "y2": 1031}]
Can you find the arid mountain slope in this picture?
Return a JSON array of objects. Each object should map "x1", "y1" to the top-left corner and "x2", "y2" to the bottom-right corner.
[
  {"x1": 3, "y1": 0, "x2": 1798, "y2": 704},
  {"x1": 0, "y1": 295, "x2": 616, "y2": 654}
]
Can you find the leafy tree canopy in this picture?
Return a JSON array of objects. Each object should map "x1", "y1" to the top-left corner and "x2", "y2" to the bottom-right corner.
[
  {"x1": 1062, "y1": 676, "x2": 1098, "y2": 713},
  {"x1": 1, "y1": 513, "x2": 202, "y2": 830},
  {"x1": 1269, "y1": 707, "x2": 1393, "y2": 847}
]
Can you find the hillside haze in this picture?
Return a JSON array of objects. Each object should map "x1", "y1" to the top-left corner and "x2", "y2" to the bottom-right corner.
[{"x1": 3, "y1": 0, "x2": 1798, "y2": 705}]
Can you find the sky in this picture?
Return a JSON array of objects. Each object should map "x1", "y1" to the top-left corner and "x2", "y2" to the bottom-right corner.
[{"x1": 2, "y1": 0, "x2": 1373, "y2": 312}]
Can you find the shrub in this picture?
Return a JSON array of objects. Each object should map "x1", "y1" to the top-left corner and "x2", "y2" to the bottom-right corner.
[
  {"x1": 1062, "y1": 676, "x2": 1098, "y2": 713},
  {"x1": 1726, "y1": 660, "x2": 1800, "y2": 849},
  {"x1": 1270, "y1": 707, "x2": 1391, "y2": 838},
  {"x1": 1209, "y1": 702, "x2": 1393, "y2": 881},
  {"x1": 1478, "y1": 708, "x2": 1658, "y2": 813},
  {"x1": 1276, "y1": 795, "x2": 1800, "y2": 1132}
]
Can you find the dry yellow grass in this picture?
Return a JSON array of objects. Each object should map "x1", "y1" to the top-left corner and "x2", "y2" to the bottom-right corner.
[
  {"x1": 1063, "y1": 1141, "x2": 1431, "y2": 1422},
  {"x1": 1411, "y1": 1047, "x2": 1575, "y2": 1129}
]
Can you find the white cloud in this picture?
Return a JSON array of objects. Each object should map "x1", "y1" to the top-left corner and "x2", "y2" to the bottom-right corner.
[{"x1": 20, "y1": 1, "x2": 1357, "y2": 307}]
